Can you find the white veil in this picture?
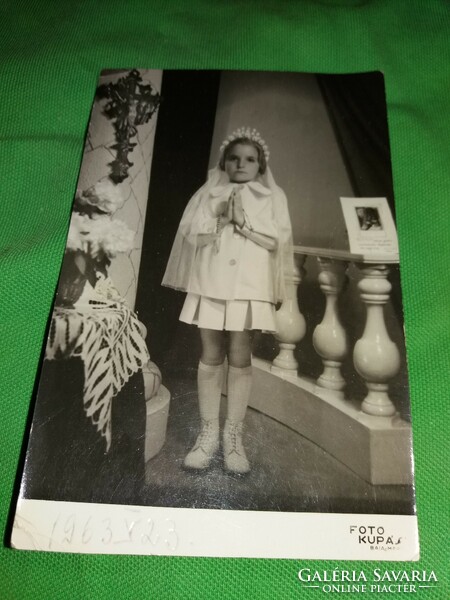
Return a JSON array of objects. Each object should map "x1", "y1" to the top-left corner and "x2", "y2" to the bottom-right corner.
[{"x1": 162, "y1": 164, "x2": 294, "y2": 304}]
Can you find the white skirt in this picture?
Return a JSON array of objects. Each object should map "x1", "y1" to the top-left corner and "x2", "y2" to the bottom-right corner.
[{"x1": 180, "y1": 293, "x2": 277, "y2": 332}]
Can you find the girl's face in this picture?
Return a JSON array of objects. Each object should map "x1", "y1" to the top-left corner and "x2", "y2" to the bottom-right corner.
[{"x1": 224, "y1": 143, "x2": 260, "y2": 183}]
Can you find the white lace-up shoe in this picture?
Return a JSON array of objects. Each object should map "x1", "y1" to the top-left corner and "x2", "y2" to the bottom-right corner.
[
  {"x1": 223, "y1": 419, "x2": 250, "y2": 474},
  {"x1": 184, "y1": 419, "x2": 220, "y2": 470}
]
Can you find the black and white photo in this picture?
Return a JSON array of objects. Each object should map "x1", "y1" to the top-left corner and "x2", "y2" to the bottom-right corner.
[{"x1": 12, "y1": 69, "x2": 419, "y2": 560}]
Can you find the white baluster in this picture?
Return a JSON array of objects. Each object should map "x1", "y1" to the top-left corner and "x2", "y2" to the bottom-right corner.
[
  {"x1": 353, "y1": 264, "x2": 400, "y2": 416},
  {"x1": 272, "y1": 254, "x2": 306, "y2": 376},
  {"x1": 313, "y1": 258, "x2": 348, "y2": 395}
]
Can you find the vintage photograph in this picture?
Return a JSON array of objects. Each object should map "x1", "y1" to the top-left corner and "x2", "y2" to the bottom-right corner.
[
  {"x1": 12, "y1": 69, "x2": 419, "y2": 559},
  {"x1": 356, "y1": 207, "x2": 382, "y2": 230}
]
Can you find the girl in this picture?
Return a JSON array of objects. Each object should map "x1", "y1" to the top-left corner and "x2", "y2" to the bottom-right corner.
[{"x1": 163, "y1": 127, "x2": 293, "y2": 474}]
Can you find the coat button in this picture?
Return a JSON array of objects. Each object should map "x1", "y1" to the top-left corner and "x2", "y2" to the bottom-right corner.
[{"x1": 229, "y1": 259, "x2": 236, "y2": 266}]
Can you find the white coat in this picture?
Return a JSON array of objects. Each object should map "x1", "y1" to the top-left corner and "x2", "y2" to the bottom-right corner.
[{"x1": 187, "y1": 182, "x2": 279, "y2": 303}]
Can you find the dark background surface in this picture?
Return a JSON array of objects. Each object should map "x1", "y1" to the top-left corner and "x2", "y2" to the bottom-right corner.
[{"x1": 135, "y1": 70, "x2": 220, "y2": 359}]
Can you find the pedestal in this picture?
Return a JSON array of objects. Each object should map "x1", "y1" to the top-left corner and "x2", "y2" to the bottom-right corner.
[{"x1": 145, "y1": 385, "x2": 171, "y2": 462}]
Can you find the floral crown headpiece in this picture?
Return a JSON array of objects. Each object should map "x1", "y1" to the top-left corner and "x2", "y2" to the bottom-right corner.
[{"x1": 219, "y1": 127, "x2": 270, "y2": 162}]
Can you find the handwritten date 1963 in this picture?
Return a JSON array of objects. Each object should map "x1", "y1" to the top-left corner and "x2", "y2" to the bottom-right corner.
[{"x1": 49, "y1": 512, "x2": 179, "y2": 552}]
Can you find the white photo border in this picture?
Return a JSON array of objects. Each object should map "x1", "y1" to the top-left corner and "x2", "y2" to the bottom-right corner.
[{"x1": 12, "y1": 499, "x2": 419, "y2": 560}]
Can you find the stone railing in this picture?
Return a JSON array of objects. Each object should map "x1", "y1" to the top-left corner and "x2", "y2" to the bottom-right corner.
[
  {"x1": 273, "y1": 246, "x2": 402, "y2": 417},
  {"x1": 249, "y1": 245, "x2": 412, "y2": 484}
]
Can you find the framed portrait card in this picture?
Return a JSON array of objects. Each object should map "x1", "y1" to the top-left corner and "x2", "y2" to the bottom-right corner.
[{"x1": 340, "y1": 196, "x2": 399, "y2": 258}]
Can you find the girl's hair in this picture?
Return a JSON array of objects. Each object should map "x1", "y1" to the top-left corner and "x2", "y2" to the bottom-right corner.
[{"x1": 219, "y1": 137, "x2": 267, "y2": 175}]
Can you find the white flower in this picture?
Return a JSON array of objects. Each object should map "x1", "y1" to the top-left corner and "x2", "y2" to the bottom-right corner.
[
  {"x1": 99, "y1": 219, "x2": 135, "y2": 257},
  {"x1": 77, "y1": 179, "x2": 125, "y2": 215},
  {"x1": 66, "y1": 213, "x2": 91, "y2": 252},
  {"x1": 66, "y1": 212, "x2": 134, "y2": 258}
]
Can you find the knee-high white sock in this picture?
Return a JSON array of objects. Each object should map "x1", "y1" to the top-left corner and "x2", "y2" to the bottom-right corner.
[
  {"x1": 226, "y1": 365, "x2": 252, "y2": 423},
  {"x1": 197, "y1": 361, "x2": 224, "y2": 421}
]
